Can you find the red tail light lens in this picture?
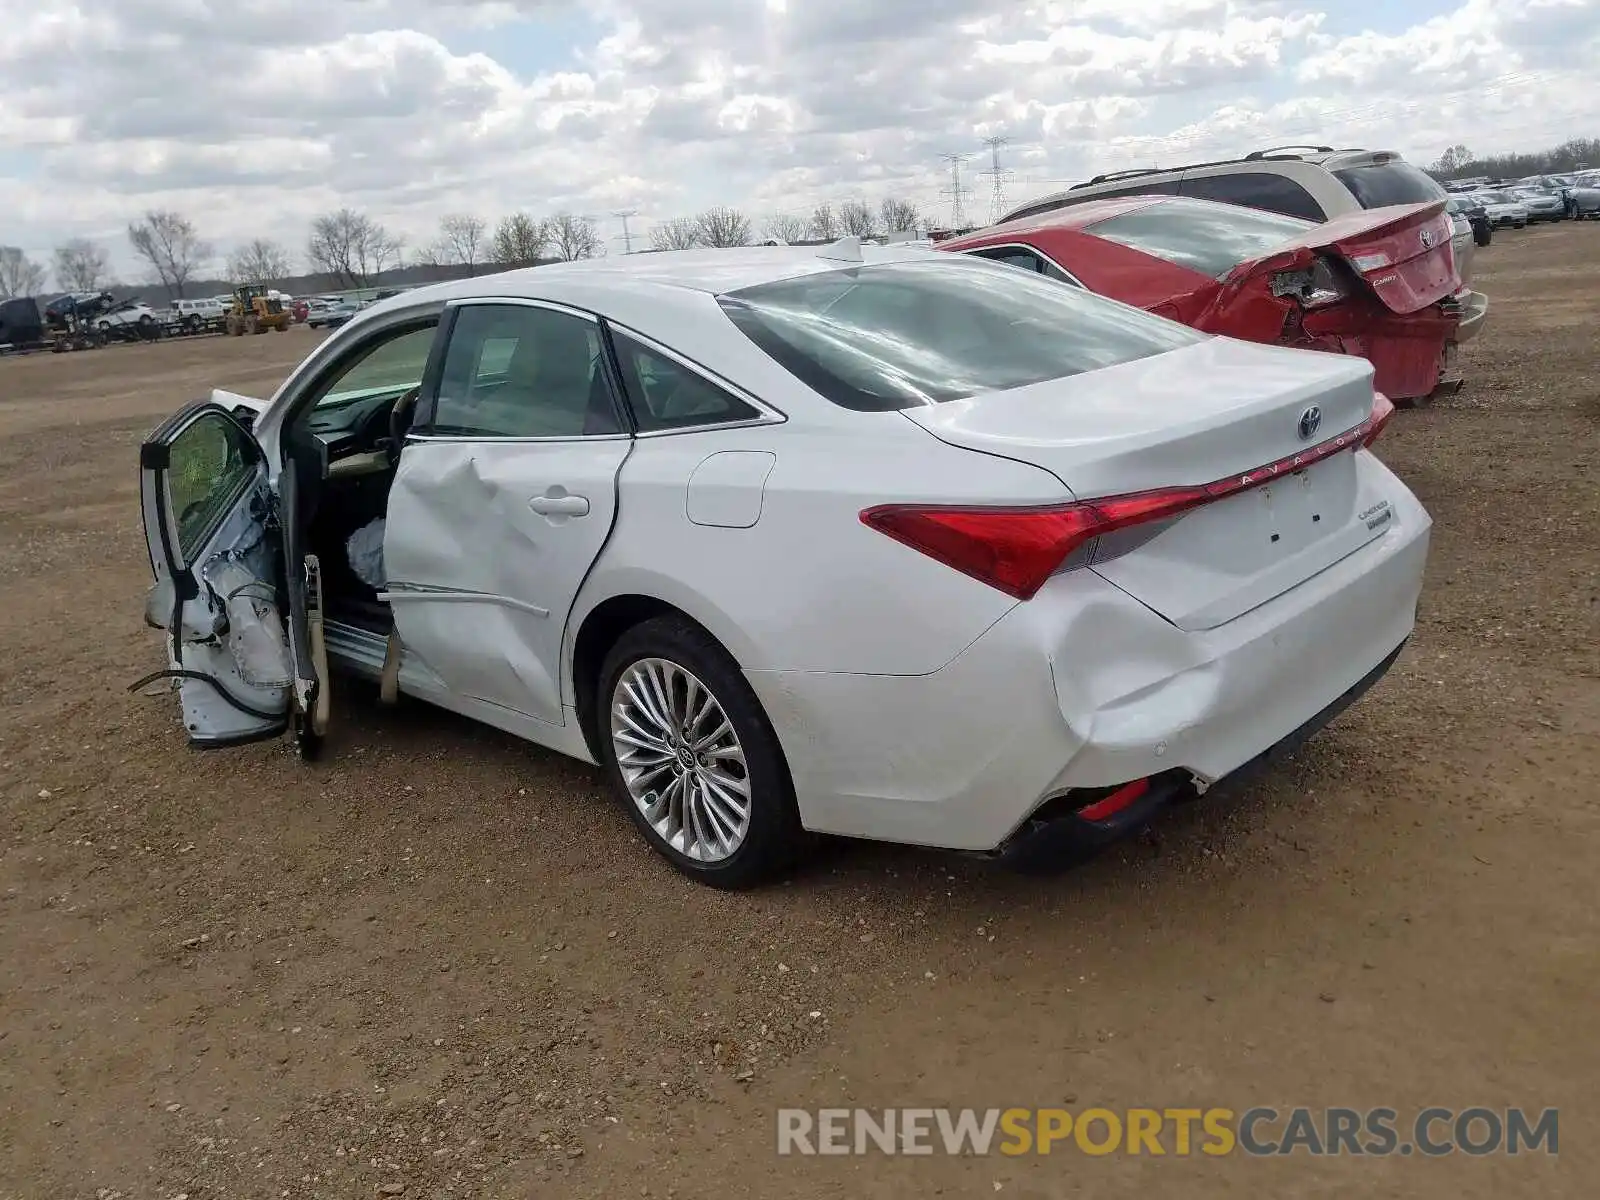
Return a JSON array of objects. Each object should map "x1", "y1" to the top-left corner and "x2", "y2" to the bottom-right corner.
[
  {"x1": 863, "y1": 396, "x2": 1393, "y2": 600},
  {"x1": 1363, "y1": 391, "x2": 1395, "y2": 448},
  {"x1": 861, "y1": 489, "x2": 1208, "y2": 600}
]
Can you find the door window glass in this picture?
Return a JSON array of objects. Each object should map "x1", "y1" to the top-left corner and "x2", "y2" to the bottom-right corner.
[
  {"x1": 430, "y1": 304, "x2": 619, "y2": 438},
  {"x1": 611, "y1": 331, "x2": 759, "y2": 431},
  {"x1": 972, "y1": 246, "x2": 1048, "y2": 272},
  {"x1": 967, "y1": 245, "x2": 1078, "y2": 285},
  {"x1": 167, "y1": 411, "x2": 259, "y2": 561}
]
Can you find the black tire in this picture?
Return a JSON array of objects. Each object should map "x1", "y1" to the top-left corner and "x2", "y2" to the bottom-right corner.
[{"x1": 597, "y1": 614, "x2": 805, "y2": 888}]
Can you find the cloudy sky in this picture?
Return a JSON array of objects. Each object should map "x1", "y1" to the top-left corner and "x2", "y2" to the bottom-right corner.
[{"x1": 1, "y1": 0, "x2": 1595, "y2": 279}]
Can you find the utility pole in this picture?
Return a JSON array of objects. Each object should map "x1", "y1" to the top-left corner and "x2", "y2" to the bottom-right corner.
[
  {"x1": 939, "y1": 153, "x2": 970, "y2": 230},
  {"x1": 980, "y1": 135, "x2": 1011, "y2": 224},
  {"x1": 613, "y1": 209, "x2": 638, "y2": 254}
]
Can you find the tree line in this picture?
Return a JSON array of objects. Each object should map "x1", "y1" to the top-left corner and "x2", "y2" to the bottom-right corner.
[
  {"x1": 1, "y1": 192, "x2": 929, "y2": 302},
  {"x1": 649, "y1": 197, "x2": 922, "y2": 251},
  {"x1": 1427, "y1": 137, "x2": 1599, "y2": 181}
]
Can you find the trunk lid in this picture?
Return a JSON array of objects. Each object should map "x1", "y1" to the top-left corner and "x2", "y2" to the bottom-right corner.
[
  {"x1": 1233, "y1": 200, "x2": 1458, "y2": 315},
  {"x1": 904, "y1": 336, "x2": 1391, "y2": 630}
]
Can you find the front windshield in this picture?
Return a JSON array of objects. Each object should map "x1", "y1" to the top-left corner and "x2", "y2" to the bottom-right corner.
[
  {"x1": 307, "y1": 323, "x2": 437, "y2": 431},
  {"x1": 1476, "y1": 191, "x2": 1511, "y2": 204}
]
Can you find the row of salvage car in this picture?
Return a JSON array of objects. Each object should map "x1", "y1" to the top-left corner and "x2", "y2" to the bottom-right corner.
[{"x1": 135, "y1": 146, "x2": 1460, "y2": 889}]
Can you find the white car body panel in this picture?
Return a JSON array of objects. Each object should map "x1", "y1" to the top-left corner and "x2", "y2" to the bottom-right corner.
[
  {"x1": 749, "y1": 458, "x2": 1428, "y2": 849},
  {"x1": 382, "y1": 436, "x2": 632, "y2": 726},
  {"x1": 140, "y1": 244, "x2": 1433, "y2": 858}
]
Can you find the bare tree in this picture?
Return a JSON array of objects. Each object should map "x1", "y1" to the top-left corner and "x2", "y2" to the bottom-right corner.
[
  {"x1": 128, "y1": 210, "x2": 212, "y2": 299},
  {"x1": 879, "y1": 197, "x2": 921, "y2": 234},
  {"x1": 227, "y1": 238, "x2": 294, "y2": 284},
  {"x1": 1430, "y1": 144, "x2": 1475, "y2": 174},
  {"x1": 53, "y1": 239, "x2": 112, "y2": 292},
  {"x1": 490, "y1": 212, "x2": 549, "y2": 263},
  {"x1": 809, "y1": 203, "x2": 840, "y2": 240},
  {"x1": 838, "y1": 200, "x2": 878, "y2": 238},
  {"x1": 695, "y1": 207, "x2": 754, "y2": 248},
  {"x1": 546, "y1": 212, "x2": 602, "y2": 261},
  {"x1": 649, "y1": 217, "x2": 702, "y2": 251},
  {"x1": 307, "y1": 208, "x2": 402, "y2": 287},
  {"x1": 0, "y1": 246, "x2": 48, "y2": 298},
  {"x1": 762, "y1": 213, "x2": 810, "y2": 244},
  {"x1": 438, "y1": 213, "x2": 486, "y2": 275}
]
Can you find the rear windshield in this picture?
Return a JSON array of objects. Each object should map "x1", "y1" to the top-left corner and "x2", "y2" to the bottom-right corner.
[
  {"x1": 717, "y1": 258, "x2": 1204, "y2": 412},
  {"x1": 1333, "y1": 161, "x2": 1446, "y2": 208},
  {"x1": 1083, "y1": 198, "x2": 1317, "y2": 278},
  {"x1": 1476, "y1": 191, "x2": 1511, "y2": 203}
]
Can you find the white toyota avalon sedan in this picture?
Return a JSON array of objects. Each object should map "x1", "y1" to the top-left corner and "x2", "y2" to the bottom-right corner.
[{"x1": 136, "y1": 239, "x2": 1430, "y2": 887}]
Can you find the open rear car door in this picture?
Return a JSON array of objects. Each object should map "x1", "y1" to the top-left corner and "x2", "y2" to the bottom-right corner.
[{"x1": 136, "y1": 400, "x2": 328, "y2": 756}]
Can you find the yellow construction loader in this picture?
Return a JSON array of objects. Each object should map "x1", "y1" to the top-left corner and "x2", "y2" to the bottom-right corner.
[{"x1": 225, "y1": 285, "x2": 292, "y2": 335}]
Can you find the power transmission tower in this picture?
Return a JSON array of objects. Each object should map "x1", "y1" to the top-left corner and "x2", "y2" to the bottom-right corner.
[
  {"x1": 612, "y1": 209, "x2": 638, "y2": 254},
  {"x1": 939, "y1": 153, "x2": 971, "y2": 230},
  {"x1": 980, "y1": 136, "x2": 1012, "y2": 224}
]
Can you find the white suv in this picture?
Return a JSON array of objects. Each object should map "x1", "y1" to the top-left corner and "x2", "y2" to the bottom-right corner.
[
  {"x1": 1004, "y1": 145, "x2": 1485, "y2": 334},
  {"x1": 169, "y1": 298, "x2": 226, "y2": 332}
]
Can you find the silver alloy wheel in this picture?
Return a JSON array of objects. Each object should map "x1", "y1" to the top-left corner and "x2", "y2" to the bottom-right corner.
[{"x1": 609, "y1": 657, "x2": 752, "y2": 863}]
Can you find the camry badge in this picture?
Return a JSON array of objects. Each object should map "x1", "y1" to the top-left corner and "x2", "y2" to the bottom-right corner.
[{"x1": 1298, "y1": 405, "x2": 1322, "y2": 440}]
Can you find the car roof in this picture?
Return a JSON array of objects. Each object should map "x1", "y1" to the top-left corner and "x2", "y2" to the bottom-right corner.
[
  {"x1": 972, "y1": 195, "x2": 1169, "y2": 238},
  {"x1": 362, "y1": 242, "x2": 943, "y2": 314},
  {"x1": 1000, "y1": 146, "x2": 1407, "y2": 222}
]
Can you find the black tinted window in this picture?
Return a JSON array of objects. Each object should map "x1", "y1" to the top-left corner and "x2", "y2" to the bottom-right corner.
[
  {"x1": 718, "y1": 258, "x2": 1203, "y2": 412},
  {"x1": 973, "y1": 246, "x2": 1048, "y2": 272},
  {"x1": 1332, "y1": 162, "x2": 1445, "y2": 208},
  {"x1": 430, "y1": 304, "x2": 618, "y2": 438},
  {"x1": 1180, "y1": 172, "x2": 1327, "y2": 221},
  {"x1": 611, "y1": 330, "x2": 760, "y2": 431},
  {"x1": 1085, "y1": 198, "x2": 1316, "y2": 277},
  {"x1": 967, "y1": 246, "x2": 1075, "y2": 284}
]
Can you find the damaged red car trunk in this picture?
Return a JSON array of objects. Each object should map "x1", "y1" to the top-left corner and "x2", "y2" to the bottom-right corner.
[{"x1": 938, "y1": 195, "x2": 1469, "y2": 404}]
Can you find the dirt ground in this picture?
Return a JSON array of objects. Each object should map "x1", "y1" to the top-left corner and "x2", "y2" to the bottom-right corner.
[{"x1": 2, "y1": 228, "x2": 1596, "y2": 1200}]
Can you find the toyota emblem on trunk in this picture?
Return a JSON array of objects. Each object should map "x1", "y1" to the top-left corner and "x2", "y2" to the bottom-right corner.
[{"x1": 1298, "y1": 405, "x2": 1322, "y2": 440}]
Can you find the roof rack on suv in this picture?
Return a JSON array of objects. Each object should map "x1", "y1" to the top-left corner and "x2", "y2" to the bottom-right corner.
[
  {"x1": 1244, "y1": 144, "x2": 1335, "y2": 161},
  {"x1": 1070, "y1": 168, "x2": 1166, "y2": 190}
]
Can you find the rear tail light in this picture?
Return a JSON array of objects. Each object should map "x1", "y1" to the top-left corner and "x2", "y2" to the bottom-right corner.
[
  {"x1": 1362, "y1": 391, "x2": 1395, "y2": 448},
  {"x1": 1271, "y1": 257, "x2": 1347, "y2": 308},
  {"x1": 862, "y1": 397, "x2": 1393, "y2": 600}
]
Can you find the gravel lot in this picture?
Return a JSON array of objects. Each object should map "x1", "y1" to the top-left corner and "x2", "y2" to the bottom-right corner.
[{"x1": 2, "y1": 226, "x2": 1596, "y2": 1199}]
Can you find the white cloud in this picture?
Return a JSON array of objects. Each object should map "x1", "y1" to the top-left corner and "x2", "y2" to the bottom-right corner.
[{"x1": 0, "y1": 0, "x2": 1594, "y2": 281}]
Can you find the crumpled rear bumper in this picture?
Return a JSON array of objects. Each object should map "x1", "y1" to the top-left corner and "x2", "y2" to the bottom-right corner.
[{"x1": 746, "y1": 463, "x2": 1431, "y2": 854}]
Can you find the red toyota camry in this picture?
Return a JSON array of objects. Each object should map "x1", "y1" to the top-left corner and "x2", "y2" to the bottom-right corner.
[{"x1": 938, "y1": 195, "x2": 1474, "y2": 405}]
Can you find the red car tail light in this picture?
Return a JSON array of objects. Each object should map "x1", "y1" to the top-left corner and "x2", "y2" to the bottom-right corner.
[
  {"x1": 861, "y1": 489, "x2": 1209, "y2": 600},
  {"x1": 862, "y1": 397, "x2": 1393, "y2": 600}
]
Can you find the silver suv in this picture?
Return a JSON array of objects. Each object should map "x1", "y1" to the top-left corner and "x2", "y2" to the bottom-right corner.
[{"x1": 1004, "y1": 144, "x2": 1481, "y2": 300}]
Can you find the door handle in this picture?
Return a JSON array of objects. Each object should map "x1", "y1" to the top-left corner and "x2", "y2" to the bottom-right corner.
[{"x1": 529, "y1": 493, "x2": 590, "y2": 517}]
